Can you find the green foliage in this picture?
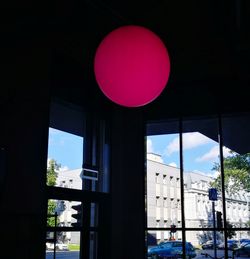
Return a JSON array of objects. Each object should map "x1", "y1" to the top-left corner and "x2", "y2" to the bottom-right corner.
[
  {"x1": 46, "y1": 159, "x2": 61, "y2": 226},
  {"x1": 47, "y1": 159, "x2": 60, "y2": 186},
  {"x1": 47, "y1": 199, "x2": 57, "y2": 227},
  {"x1": 211, "y1": 152, "x2": 250, "y2": 193}
]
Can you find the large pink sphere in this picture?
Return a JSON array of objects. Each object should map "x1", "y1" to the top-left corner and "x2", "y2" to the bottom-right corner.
[{"x1": 94, "y1": 25, "x2": 171, "y2": 107}]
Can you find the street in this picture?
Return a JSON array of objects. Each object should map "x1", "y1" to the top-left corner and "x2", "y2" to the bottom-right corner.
[
  {"x1": 195, "y1": 249, "x2": 250, "y2": 259},
  {"x1": 46, "y1": 249, "x2": 250, "y2": 259},
  {"x1": 146, "y1": 249, "x2": 250, "y2": 259},
  {"x1": 46, "y1": 251, "x2": 79, "y2": 259}
]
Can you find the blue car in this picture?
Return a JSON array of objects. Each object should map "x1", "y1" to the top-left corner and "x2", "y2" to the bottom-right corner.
[{"x1": 148, "y1": 241, "x2": 196, "y2": 258}]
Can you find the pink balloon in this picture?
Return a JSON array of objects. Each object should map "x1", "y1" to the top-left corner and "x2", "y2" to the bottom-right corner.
[{"x1": 94, "y1": 25, "x2": 171, "y2": 107}]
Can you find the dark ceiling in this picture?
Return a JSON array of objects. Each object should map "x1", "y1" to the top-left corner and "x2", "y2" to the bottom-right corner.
[{"x1": 10, "y1": 0, "x2": 250, "y2": 118}]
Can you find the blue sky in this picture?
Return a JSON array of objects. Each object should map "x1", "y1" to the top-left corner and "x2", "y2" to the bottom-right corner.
[
  {"x1": 147, "y1": 132, "x2": 231, "y2": 177},
  {"x1": 47, "y1": 128, "x2": 83, "y2": 171},
  {"x1": 48, "y1": 127, "x2": 230, "y2": 177}
]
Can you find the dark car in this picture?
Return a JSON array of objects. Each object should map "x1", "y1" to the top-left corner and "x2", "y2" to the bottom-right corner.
[
  {"x1": 201, "y1": 240, "x2": 222, "y2": 249},
  {"x1": 227, "y1": 240, "x2": 239, "y2": 250},
  {"x1": 148, "y1": 241, "x2": 196, "y2": 259},
  {"x1": 235, "y1": 243, "x2": 250, "y2": 257},
  {"x1": 239, "y1": 238, "x2": 250, "y2": 245},
  {"x1": 217, "y1": 239, "x2": 239, "y2": 250}
]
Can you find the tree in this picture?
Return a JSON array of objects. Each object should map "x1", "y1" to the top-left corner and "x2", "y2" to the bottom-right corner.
[
  {"x1": 47, "y1": 159, "x2": 61, "y2": 227},
  {"x1": 47, "y1": 159, "x2": 60, "y2": 186},
  {"x1": 211, "y1": 151, "x2": 250, "y2": 193},
  {"x1": 226, "y1": 221, "x2": 236, "y2": 239}
]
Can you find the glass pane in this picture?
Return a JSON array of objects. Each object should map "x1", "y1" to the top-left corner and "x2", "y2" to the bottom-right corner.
[
  {"x1": 146, "y1": 120, "x2": 181, "y2": 229},
  {"x1": 89, "y1": 232, "x2": 98, "y2": 259},
  {"x1": 147, "y1": 231, "x2": 195, "y2": 259},
  {"x1": 238, "y1": 231, "x2": 250, "y2": 245},
  {"x1": 90, "y1": 203, "x2": 99, "y2": 228},
  {"x1": 48, "y1": 100, "x2": 110, "y2": 193},
  {"x1": 46, "y1": 232, "x2": 80, "y2": 259},
  {"x1": 47, "y1": 199, "x2": 82, "y2": 228},
  {"x1": 47, "y1": 128, "x2": 83, "y2": 190},
  {"x1": 182, "y1": 118, "x2": 224, "y2": 229},
  {"x1": 81, "y1": 119, "x2": 110, "y2": 192},
  {"x1": 187, "y1": 230, "x2": 226, "y2": 258},
  {"x1": 236, "y1": 231, "x2": 250, "y2": 257},
  {"x1": 222, "y1": 113, "x2": 250, "y2": 229}
]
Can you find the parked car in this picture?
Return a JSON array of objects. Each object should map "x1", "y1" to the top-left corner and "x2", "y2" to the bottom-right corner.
[
  {"x1": 201, "y1": 240, "x2": 222, "y2": 249},
  {"x1": 217, "y1": 239, "x2": 239, "y2": 250},
  {"x1": 148, "y1": 241, "x2": 196, "y2": 258},
  {"x1": 227, "y1": 239, "x2": 239, "y2": 250},
  {"x1": 46, "y1": 241, "x2": 68, "y2": 251},
  {"x1": 235, "y1": 243, "x2": 250, "y2": 257},
  {"x1": 239, "y1": 238, "x2": 250, "y2": 245}
]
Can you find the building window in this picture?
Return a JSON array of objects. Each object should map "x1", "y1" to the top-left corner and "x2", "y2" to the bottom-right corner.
[
  {"x1": 46, "y1": 99, "x2": 110, "y2": 259},
  {"x1": 155, "y1": 173, "x2": 160, "y2": 184},
  {"x1": 170, "y1": 176, "x2": 174, "y2": 186},
  {"x1": 176, "y1": 178, "x2": 180, "y2": 188},
  {"x1": 163, "y1": 175, "x2": 167, "y2": 184}
]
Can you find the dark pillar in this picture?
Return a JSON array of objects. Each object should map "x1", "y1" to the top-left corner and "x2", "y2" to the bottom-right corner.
[
  {"x1": 110, "y1": 108, "x2": 145, "y2": 259},
  {"x1": 0, "y1": 42, "x2": 50, "y2": 259}
]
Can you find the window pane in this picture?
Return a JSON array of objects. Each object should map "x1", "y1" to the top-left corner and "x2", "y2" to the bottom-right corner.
[
  {"x1": 222, "y1": 113, "x2": 250, "y2": 229},
  {"x1": 48, "y1": 101, "x2": 110, "y2": 193},
  {"x1": 47, "y1": 128, "x2": 83, "y2": 190},
  {"x1": 186, "y1": 230, "x2": 227, "y2": 258},
  {"x1": 47, "y1": 199, "x2": 83, "y2": 228},
  {"x1": 90, "y1": 203, "x2": 99, "y2": 228},
  {"x1": 46, "y1": 232, "x2": 80, "y2": 259},
  {"x1": 182, "y1": 118, "x2": 224, "y2": 229},
  {"x1": 146, "y1": 120, "x2": 181, "y2": 229},
  {"x1": 89, "y1": 232, "x2": 98, "y2": 259}
]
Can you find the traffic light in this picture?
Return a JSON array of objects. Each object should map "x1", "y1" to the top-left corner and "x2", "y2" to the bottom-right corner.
[
  {"x1": 71, "y1": 203, "x2": 82, "y2": 227},
  {"x1": 216, "y1": 211, "x2": 223, "y2": 228},
  {"x1": 170, "y1": 224, "x2": 176, "y2": 233}
]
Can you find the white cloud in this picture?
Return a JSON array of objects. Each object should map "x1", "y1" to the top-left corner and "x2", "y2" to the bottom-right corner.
[
  {"x1": 206, "y1": 170, "x2": 220, "y2": 178},
  {"x1": 165, "y1": 132, "x2": 211, "y2": 155},
  {"x1": 223, "y1": 147, "x2": 231, "y2": 157},
  {"x1": 196, "y1": 146, "x2": 231, "y2": 162},
  {"x1": 168, "y1": 162, "x2": 177, "y2": 167},
  {"x1": 165, "y1": 137, "x2": 179, "y2": 155},
  {"x1": 147, "y1": 139, "x2": 154, "y2": 153},
  {"x1": 196, "y1": 146, "x2": 219, "y2": 162}
]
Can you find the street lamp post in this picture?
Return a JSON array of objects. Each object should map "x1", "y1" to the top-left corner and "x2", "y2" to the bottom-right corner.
[{"x1": 209, "y1": 188, "x2": 218, "y2": 259}]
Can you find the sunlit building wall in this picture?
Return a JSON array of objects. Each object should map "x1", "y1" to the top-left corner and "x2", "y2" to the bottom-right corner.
[
  {"x1": 55, "y1": 169, "x2": 82, "y2": 244},
  {"x1": 147, "y1": 153, "x2": 250, "y2": 245},
  {"x1": 147, "y1": 153, "x2": 182, "y2": 241}
]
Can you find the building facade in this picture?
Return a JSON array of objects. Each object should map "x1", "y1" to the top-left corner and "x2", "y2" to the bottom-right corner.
[
  {"x1": 53, "y1": 154, "x2": 250, "y2": 246},
  {"x1": 147, "y1": 153, "x2": 250, "y2": 246},
  {"x1": 54, "y1": 169, "x2": 82, "y2": 244}
]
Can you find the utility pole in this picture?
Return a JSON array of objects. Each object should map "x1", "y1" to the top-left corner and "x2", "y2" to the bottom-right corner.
[{"x1": 209, "y1": 188, "x2": 218, "y2": 259}]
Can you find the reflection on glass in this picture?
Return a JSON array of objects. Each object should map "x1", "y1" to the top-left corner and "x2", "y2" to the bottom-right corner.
[
  {"x1": 90, "y1": 203, "x2": 99, "y2": 228},
  {"x1": 89, "y1": 232, "x2": 98, "y2": 259},
  {"x1": 45, "y1": 232, "x2": 80, "y2": 259}
]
